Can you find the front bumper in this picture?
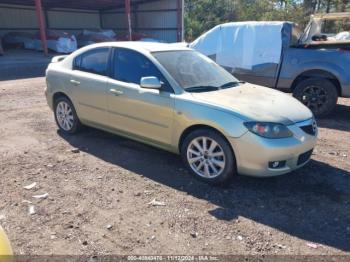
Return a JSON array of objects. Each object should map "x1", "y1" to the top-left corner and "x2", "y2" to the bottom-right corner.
[
  {"x1": 44, "y1": 80, "x2": 53, "y2": 110},
  {"x1": 229, "y1": 124, "x2": 317, "y2": 177}
]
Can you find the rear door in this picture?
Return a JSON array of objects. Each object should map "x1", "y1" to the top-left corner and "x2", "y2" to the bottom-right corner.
[
  {"x1": 106, "y1": 48, "x2": 175, "y2": 146},
  {"x1": 69, "y1": 47, "x2": 111, "y2": 125}
]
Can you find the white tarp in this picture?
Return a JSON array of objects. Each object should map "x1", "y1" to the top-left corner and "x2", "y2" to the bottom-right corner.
[
  {"x1": 190, "y1": 21, "x2": 285, "y2": 70},
  {"x1": 335, "y1": 31, "x2": 350, "y2": 41},
  {"x1": 47, "y1": 36, "x2": 77, "y2": 53},
  {"x1": 26, "y1": 36, "x2": 77, "y2": 53}
]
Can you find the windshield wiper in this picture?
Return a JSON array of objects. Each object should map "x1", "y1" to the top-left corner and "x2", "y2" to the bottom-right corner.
[
  {"x1": 185, "y1": 85, "x2": 220, "y2": 92},
  {"x1": 220, "y1": 81, "x2": 245, "y2": 89}
]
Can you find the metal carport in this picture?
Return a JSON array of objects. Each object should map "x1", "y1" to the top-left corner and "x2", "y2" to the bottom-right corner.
[{"x1": 0, "y1": 0, "x2": 184, "y2": 55}]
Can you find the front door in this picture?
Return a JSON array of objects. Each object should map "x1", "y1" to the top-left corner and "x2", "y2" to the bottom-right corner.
[{"x1": 106, "y1": 48, "x2": 174, "y2": 146}]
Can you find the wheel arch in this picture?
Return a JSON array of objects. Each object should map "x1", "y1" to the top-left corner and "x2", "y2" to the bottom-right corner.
[
  {"x1": 178, "y1": 124, "x2": 238, "y2": 180},
  {"x1": 291, "y1": 69, "x2": 341, "y2": 96},
  {"x1": 178, "y1": 124, "x2": 235, "y2": 156},
  {"x1": 53, "y1": 91, "x2": 72, "y2": 106}
]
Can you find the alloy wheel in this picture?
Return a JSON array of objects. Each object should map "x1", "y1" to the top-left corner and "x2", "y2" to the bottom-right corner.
[
  {"x1": 301, "y1": 85, "x2": 327, "y2": 113},
  {"x1": 56, "y1": 101, "x2": 74, "y2": 131},
  {"x1": 186, "y1": 136, "x2": 226, "y2": 178}
]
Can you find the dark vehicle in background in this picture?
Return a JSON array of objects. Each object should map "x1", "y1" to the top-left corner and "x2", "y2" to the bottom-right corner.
[{"x1": 190, "y1": 13, "x2": 350, "y2": 117}]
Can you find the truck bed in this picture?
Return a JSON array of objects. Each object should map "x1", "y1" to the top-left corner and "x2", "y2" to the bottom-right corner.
[{"x1": 301, "y1": 41, "x2": 350, "y2": 49}]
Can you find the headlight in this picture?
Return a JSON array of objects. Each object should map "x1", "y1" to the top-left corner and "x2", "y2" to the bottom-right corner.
[{"x1": 244, "y1": 122, "x2": 293, "y2": 139}]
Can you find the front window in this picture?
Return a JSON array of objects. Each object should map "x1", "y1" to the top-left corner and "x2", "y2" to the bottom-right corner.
[
  {"x1": 152, "y1": 50, "x2": 240, "y2": 92},
  {"x1": 113, "y1": 48, "x2": 172, "y2": 92}
]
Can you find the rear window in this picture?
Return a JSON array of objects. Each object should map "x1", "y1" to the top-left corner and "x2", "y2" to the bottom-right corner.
[
  {"x1": 291, "y1": 25, "x2": 302, "y2": 46},
  {"x1": 322, "y1": 19, "x2": 350, "y2": 34},
  {"x1": 74, "y1": 48, "x2": 110, "y2": 76}
]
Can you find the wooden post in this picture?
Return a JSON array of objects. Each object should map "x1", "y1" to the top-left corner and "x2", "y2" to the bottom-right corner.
[{"x1": 35, "y1": 0, "x2": 48, "y2": 56}]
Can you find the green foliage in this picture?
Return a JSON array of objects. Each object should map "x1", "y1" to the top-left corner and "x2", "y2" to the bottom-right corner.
[
  {"x1": 185, "y1": 0, "x2": 237, "y2": 40},
  {"x1": 185, "y1": 0, "x2": 350, "y2": 41}
]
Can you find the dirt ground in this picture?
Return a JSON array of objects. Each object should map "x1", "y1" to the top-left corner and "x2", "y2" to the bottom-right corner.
[{"x1": 0, "y1": 73, "x2": 350, "y2": 256}]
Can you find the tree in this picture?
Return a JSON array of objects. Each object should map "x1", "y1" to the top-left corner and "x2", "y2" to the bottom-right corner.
[
  {"x1": 184, "y1": 0, "x2": 350, "y2": 41},
  {"x1": 185, "y1": 0, "x2": 237, "y2": 41}
]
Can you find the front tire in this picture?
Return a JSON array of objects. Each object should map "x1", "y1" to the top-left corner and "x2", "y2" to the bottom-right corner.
[
  {"x1": 293, "y1": 77, "x2": 338, "y2": 118},
  {"x1": 181, "y1": 129, "x2": 236, "y2": 185},
  {"x1": 54, "y1": 96, "x2": 82, "y2": 134}
]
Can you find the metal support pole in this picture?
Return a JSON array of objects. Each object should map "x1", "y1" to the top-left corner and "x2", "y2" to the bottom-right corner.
[
  {"x1": 125, "y1": 0, "x2": 132, "y2": 41},
  {"x1": 181, "y1": 0, "x2": 184, "y2": 41},
  {"x1": 35, "y1": 0, "x2": 48, "y2": 56},
  {"x1": 177, "y1": 0, "x2": 183, "y2": 42}
]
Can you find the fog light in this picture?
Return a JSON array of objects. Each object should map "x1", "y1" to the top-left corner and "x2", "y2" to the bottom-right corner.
[
  {"x1": 269, "y1": 161, "x2": 286, "y2": 169},
  {"x1": 272, "y1": 162, "x2": 279, "y2": 168}
]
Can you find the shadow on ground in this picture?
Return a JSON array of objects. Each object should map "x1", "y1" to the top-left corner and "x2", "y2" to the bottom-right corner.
[
  {"x1": 59, "y1": 127, "x2": 350, "y2": 251},
  {"x1": 317, "y1": 103, "x2": 350, "y2": 132}
]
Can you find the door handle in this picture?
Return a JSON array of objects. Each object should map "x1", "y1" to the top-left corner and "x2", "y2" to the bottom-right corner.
[
  {"x1": 110, "y1": 89, "x2": 123, "y2": 96},
  {"x1": 70, "y1": 79, "x2": 80, "y2": 86}
]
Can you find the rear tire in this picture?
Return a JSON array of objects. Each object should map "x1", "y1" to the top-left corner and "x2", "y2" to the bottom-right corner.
[
  {"x1": 293, "y1": 77, "x2": 338, "y2": 118},
  {"x1": 54, "y1": 96, "x2": 82, "y2": 134},
  {"x1": 181, "y1": 129, "x2": 236, "y2": 186}
]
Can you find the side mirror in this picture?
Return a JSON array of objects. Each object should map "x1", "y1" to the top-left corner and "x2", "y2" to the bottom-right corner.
[{"x1": 140, "y1": 76, "x2": 162, "y2": 89}]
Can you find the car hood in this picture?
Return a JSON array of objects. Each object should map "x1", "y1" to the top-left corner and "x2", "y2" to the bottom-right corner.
[{"x1": 190, "y1": 83, "x2": 313, "y2": 125}]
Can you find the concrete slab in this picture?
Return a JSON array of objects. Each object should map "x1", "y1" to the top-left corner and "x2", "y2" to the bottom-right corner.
[{"x1": 0, "y1": 49, "x2": 54, "y2": 81}]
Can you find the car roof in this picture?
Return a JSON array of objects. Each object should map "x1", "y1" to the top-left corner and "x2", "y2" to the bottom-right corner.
[{"x1": 86, "y1": 41, "x2": 191, "y2": 53}]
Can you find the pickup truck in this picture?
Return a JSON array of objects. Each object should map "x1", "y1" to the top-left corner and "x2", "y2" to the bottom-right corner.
[{"x1": 190, "y1": 13, "x2": 350, "y2": 117}]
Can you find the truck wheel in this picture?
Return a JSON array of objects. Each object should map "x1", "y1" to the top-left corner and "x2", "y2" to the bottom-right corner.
[{"x1": 293, "y1": 78, "x2": 338, "y2": 118}]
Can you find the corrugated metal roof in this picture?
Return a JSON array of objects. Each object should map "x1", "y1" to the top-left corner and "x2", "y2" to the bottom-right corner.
[{"x1": 0, "y1": 0, "x2": 160, "y2": 10}]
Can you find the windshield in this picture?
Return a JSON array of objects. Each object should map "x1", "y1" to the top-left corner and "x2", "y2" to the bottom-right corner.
[{"x1": 152, "y1": 50, "x2": 240, "y2": 92}]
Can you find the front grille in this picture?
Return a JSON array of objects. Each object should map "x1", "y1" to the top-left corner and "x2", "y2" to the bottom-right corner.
[
  {"x1": 297, "y1": 149, "x2": 313, "y2": 166},
  {"x1": 300, "y1": 125, "x2": 316, "y2": 136},
  {"x1": 297, "y1": 118, "x2": 317, "y2": 136}
]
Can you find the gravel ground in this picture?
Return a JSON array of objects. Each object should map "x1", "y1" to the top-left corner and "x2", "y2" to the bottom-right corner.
[{"x1": 0, "y1": 76, "x2": 349, "y2": 256}]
